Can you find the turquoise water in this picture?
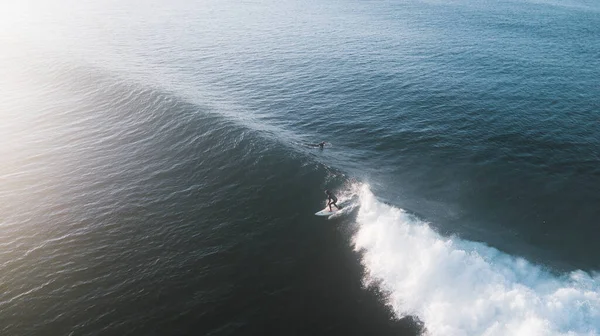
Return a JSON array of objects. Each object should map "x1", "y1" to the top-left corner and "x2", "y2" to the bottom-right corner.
[{"x1": 1, "y1": 0, "x2": 600, "y2": 335}]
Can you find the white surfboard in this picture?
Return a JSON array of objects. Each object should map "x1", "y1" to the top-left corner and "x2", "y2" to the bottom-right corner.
[{"x1": 315, "y1": 207, "x2": 340, "y2": 216}]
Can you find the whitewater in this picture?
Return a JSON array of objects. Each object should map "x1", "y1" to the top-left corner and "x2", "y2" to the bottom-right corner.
[{"x1": 352, "y1": 185, "x2": 600, "y2": 336}]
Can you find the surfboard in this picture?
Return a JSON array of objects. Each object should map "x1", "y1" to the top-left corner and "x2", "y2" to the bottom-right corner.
[{"x1": 315, "y1": 207, "x2": 340, "y2": 216}]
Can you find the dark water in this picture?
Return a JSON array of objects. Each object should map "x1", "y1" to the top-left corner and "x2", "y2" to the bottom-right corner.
[{"x1": 1, "y1": 0, "x2": 600, "y2": 335}]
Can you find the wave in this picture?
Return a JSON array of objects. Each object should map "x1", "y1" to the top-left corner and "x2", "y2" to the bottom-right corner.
[{"x1": 352, "y1": 184, "x2": 600, "y2": 336}]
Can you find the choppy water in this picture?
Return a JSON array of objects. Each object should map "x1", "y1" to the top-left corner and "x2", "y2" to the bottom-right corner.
[{"x1": 1, "y1": 0, "x2": 600, "y2": 335}]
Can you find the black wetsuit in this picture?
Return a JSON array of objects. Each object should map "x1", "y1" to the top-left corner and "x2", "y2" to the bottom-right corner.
[{"x1": 327, "y1": 193, "x2": 339, "y2": 209}]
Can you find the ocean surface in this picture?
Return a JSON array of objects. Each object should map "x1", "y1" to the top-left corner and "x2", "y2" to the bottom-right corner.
[{"x1": 1, "y1": 0, "x2": 600, "y2": 335}]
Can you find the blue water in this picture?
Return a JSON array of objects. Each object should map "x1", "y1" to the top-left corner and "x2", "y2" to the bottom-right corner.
[{"x1": 1, "y1": 0, "x2": 600, "y2": 335}]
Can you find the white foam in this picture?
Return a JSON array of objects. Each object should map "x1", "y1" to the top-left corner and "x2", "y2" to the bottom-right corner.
[{"x1": 352, "y1": 184, "x2": 600, "y2": 336}]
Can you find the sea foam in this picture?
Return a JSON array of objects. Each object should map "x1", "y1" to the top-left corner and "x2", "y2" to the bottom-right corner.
[{"x1": 353, "y1": 185, "x2": 600, "y2": 336}]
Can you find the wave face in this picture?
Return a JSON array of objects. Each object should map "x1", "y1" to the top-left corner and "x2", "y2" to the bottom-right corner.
[{"x1": 353, "y1": 185, "x2": 600, "y2": 335}]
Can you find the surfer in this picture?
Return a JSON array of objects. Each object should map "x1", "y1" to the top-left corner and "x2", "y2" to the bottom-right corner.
[
  {"x1": 325, "y1": 190, "x2": 340, "y2": 212},
  {"x1": 308, "y1": 141, "x2": 326, "y2": 149}
]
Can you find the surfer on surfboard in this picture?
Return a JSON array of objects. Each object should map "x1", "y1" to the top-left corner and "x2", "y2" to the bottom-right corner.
[
  {"x1": 325, "y1": 190, "x2": 340, "y2": 212},
  {"x1": 308, "y1": 141, "x2": 326, "y2": 149}
]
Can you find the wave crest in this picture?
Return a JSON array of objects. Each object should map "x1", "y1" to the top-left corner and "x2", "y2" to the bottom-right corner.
[{"x1": 352, "y1": 185, "x2": 600, "y2": 336}]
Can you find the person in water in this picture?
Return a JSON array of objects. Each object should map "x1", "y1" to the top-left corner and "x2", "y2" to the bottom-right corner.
[
  {"x1": 309, "y1": 141, "x2": 326, "y2": 149},
  {"x1": 325, "y1": 189, "x2": 340, "y2": 212}
]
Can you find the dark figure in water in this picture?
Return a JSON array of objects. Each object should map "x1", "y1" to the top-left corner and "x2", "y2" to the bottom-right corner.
[
  {"x1": 309, "y1": 141, "x2": 326, "y2": 149},
  {"x1": 325, "y1": 189, "x2": 340, "y2": 212}
]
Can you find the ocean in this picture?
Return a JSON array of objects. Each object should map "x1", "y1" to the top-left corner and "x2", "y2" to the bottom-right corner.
[{"x1": 1, "y1": 0, "x2": 600, "y2": 335}]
